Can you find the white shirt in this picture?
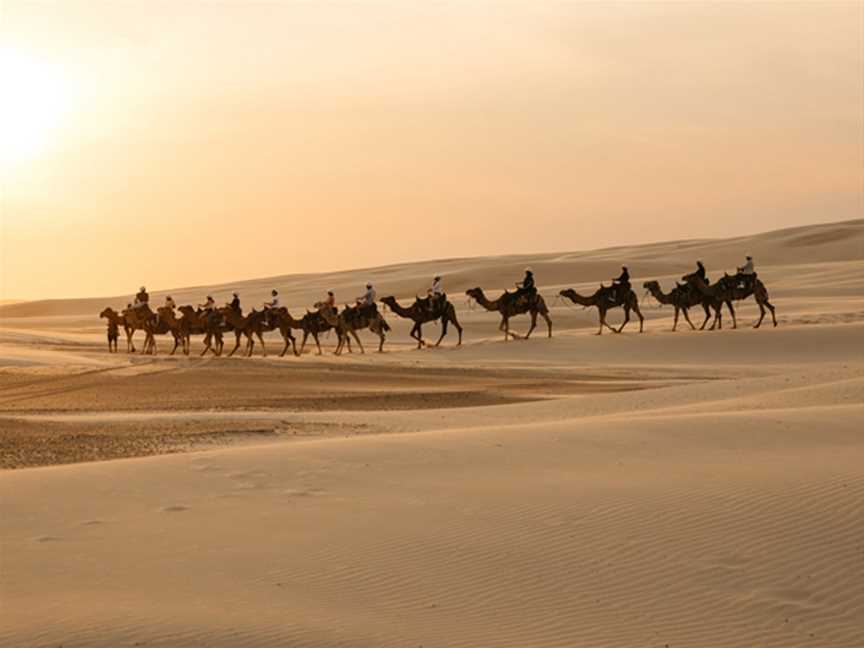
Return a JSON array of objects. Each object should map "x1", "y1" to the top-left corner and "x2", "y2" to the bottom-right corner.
[
  {"x1": 740, "y1": 259, "x2": 755, "y2": 275},
  {"x1": 360, "y1": 287, "x2": 376, "y2": 305},
  {"x1": 432, "y1": 278, "x2": 443, "y2": 295}
]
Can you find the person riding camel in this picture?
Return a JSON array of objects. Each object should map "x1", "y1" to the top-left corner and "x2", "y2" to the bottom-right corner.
[
  {"x1": 736, "y1": 255, "x2": 756, "y2": 289},
  {"x1": 133, "y1": 286, "x2": 149, "y2": 309},
  {"x1": 264, "y1": 290, "x2": 279, "y2": 310},
  {"x1": 611, "y1": 266, "x2": 630, "y2": 303},
  {"x1": 357, "y1": 283, "x2": 376, "y2": 310},
  {"x1": 199, "y1": 295, "x2": 215, "y2": 312},
  {"x1": 319, "y1": 290, "x2": 336, "y2": 311},
  {"x1": 514, "y1": 268, "x2": 536, "y2": 304},
  {"x1": 227, "y1": 292, "x2": 241, "y2": 314},
  {"x1": 428, "y1": 275, "x2": 444, "y2": 313},
  {"x1": 694, "y1": 261, "x2": 707, "y2": 283},
  {"x1": 164, "y1": 296, "x2": 176, "y2": 310}
]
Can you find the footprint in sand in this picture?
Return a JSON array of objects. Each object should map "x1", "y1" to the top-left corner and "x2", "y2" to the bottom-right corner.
[
  {"x1": 160, "y1": 505, "x2": 189, "y2": 513},
  {"x1": 81, "y1": 520, "x2": 104, "y2": 526},
  {"x1": 34, "y1": 535, "x2": 62, "y2": 542}
]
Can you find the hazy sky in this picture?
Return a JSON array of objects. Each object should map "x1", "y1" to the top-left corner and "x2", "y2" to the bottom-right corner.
[{"x1": 1, "y1": 1, "x2": 862, "y2": 300}]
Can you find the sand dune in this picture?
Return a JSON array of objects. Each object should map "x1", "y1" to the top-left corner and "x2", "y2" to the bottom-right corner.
[{"x1": 1, "y1": 219, "x2": 863, "y2": 647}]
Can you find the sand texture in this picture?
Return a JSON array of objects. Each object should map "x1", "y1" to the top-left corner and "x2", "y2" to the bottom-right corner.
[{"x1": 1, "y1": 219, "x2": 863, "y2": 647}]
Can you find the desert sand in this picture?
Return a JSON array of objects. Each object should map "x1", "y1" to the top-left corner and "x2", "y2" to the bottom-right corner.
[{"x1": 1, "y1": 219, "x2": 863, "y2": 647}]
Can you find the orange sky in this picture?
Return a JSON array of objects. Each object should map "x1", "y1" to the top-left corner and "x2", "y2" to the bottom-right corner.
[{"x1": 1, "y1": 1, "x2": 862, "y2": 300}]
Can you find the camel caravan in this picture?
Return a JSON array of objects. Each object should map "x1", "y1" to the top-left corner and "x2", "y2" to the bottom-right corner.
[{"x1": 99, "y1": 257, "x2": 776, "y2": 356}]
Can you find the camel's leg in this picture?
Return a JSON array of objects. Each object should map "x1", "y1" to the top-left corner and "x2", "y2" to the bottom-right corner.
[
  {"x1": 246, "y1": 333, "x2": 256, "y2": 357},
  {"x1": 312, "y1": 332, "x2": 322, "y2": 355},
  {"x1": 290, "y1": 333, "x2": 298, "y2": 356},
  {"x1": 228, "y1": 331, "x2": 242, "y2": 357},
  {"x1": 299, "y1": 331, "x2": 308, "y2": 354},
  {"x1": 280, "y1": 335, "x2": 290, "y2": 357},
  {"x1": 434, "y1": 317, "x2": 449, "y2": 346},
  {"x1": 615, "y1": 307, "x2": 631, "y2": 333},
  {"x1": 699, "y1": 305, "x2": 711, "y2": 330},
  {"x1": 596, "y1": 309, "x2": 604, "y2": 335},
  {"x1": 256, "y1": 331, "x2": 266, "y2": 357},
  {"x1": 681, "y1": 307, "x2": 696, "y2": 331},
  {"x1": 411, "y1": 322, "x2": 424, "y2": 349},
  {"x1": 455, "y1": 317, "x2": 463, "y2": 345},
  {"x1": 200, "y1": 334, "x2": 211, "y2": 357},
  {"x1": 727, "y1": 301, "x2": 737, "y2": 329},
  {"x1": 672, "y1": 306, "x2": 680, "y2": 332},
  {"x1": 376, "y1": 328, "x2": 385, "y2": 353},
  {"x1": 542, "y1": 311, "x2": 552, "y2": 338},
  {"x1": 525, "y1": 311, "x2": 538, "y2": 339},
  {"x1": 170, "y1": 335, "x2": 180, "y2": 355},
  {"x1": 767, "y1": 300, "x2": 777, "y2": 327},
  {"x1": 634, "y1": 304, "x2": 644, "y2": 333},
  {"x1": 754, "y1": 302, "x2": 766, "y2": 329},
  {"x1": 352, "y1": 330, "x2": 365, "y2": 354}
]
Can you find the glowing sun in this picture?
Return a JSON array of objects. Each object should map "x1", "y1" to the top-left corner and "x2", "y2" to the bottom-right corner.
[{"x1": 0, "y1": 49, "x2": 74, "y2": 169}]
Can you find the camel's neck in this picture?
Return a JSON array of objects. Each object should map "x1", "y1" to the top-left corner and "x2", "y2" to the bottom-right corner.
[
  {"x1": 473, "y1": 292, "x2": 499, "y2": 311},
  {"x1": 648, "y1": 286, "x2": 674, "y2": 304},
  {"x1": 386, "y1": 299, "x2": 414, "y2": 317},
  {"x1": 565, "y1": 291, "x2": 596, "y2": 306}
]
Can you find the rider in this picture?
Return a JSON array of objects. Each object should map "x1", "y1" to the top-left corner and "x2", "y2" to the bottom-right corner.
[
  {"x1": 325, "y1": 290, "x2": 336, "y2": 309},
  {"x1": 264, "y1": 289, "x2": 279, "y2": 310},
  {"x1": 199, "y1": 295, "x2": 216, "y2": 312},
  {"x1": 164, "y1": 295, "x2": 176, "y2": 310},
  {"x1": 133, "y1": 286, "x2": 149, "y2": 309},
  {"x1": 428, "y1": 275, "x2": 444, "y2": 312},
  {"x1": 736, "y1": 255, "x2": 756, "y2": 288},
  {"x1": 611, "y1": 266, "x2": 630, "y2": 303},
  {"x1": 694, "y1": 261, "x2": 707, "y2": 283},
  {"x1": 227, "y1": 292, "x2": 241, "y2": 314},
  {"x1": 515, "y1": 268, "x2": 536, "y2": 303},
  {"x1": 357, "y1": 283, "x2": 376, "y2": 310}
]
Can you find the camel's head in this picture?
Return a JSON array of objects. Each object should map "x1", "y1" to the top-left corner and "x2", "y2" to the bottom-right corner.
[
  {"x1": 380, "y1": 295, "x2": 396, "y2": 307},
  {"x1": 465, "y1": 287, "x2": 483, "y2": 301},
  {"x1": 559, "y1": 288, "x2": 575, "y2": 298},
  {"x1": 643, "y1": 280, "x2": 659, "y2": 290},
  {"x1": 99, "y1": 307, "x2": 113, "y2": 319}
]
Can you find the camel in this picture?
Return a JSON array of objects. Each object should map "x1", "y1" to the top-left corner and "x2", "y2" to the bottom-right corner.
[
  {"x1": 141, "y1": 307, "x2": 186, "y2": 355},
  {"x1": 295, "y1": 310, "x2": 336, "y2": 355},
  {"x1": 685, "y1": 274, "x2": 777, "y2": 329},
  {"x1": 642, "y1": 280, "x2": 723, "y2": 332},
  {"x1": 177, "y1": 306, "x2": 224, "y2": 356},
  {"x1": 219, "y1": 307, "x2": 268, "y2": 357},
  {"x1": 102, "y1": 306, "x2": 139, "y2": 352},
  {"x1": 121, "y1": 304, "x2": 160, "y2": 353},
  {"x1": 99, "y1": 308, "x2": 129, "y2": 352},
  {"x1": 261, "y1": 308, "x2": 301, "y2": 357},
  {"x1": 317, "y1": 303, "x2": 390, "y2": 355},
  {"x1": 559, "y1": 286, "x2": 643, "y2": 335},
  {"x1": 465, "y1": 288, "x2": 552, "y2": 341},
  {"x1": 380, "y1": 295, "x2": 463, "y2": 349}
]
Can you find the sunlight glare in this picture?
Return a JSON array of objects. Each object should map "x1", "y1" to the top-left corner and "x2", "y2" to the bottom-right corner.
[{"x1": 0, "y1": 49, "x2": 73, "y2": 170}]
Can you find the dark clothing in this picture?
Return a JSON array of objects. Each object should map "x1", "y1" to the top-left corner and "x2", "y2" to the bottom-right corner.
[
  {"x1": 229, "y1": 296, "x2": 241, "y2": 313},
  {"x1": 613, "y1": 269, "x2": 630, "y2": 285},
  {"x1": 694, "y1": 266, "x2": 706, "y2": 282},
  {"x1": 135, "y1": 290, "x2": 149, "y2": 304},
  {"x1": 515, "y1": 273, "x2": 536, "y2": 303}
]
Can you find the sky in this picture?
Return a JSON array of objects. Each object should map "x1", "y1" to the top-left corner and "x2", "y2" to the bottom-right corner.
[{"x1": 1, "y1": 1, "x2": 862, "y2": 301}]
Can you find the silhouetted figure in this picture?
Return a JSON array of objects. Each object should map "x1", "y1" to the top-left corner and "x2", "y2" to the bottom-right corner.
[
  {"x1": 228, "y1": 292, "x2": 241, "y2": 314},
  {"x1": 515, "y1": 268, "x2": 536, "y2": 303},
  {"x1": 133, "y1": 286, "x2": 149, "y2": 309},
  {"x1": 612, "y1": 266, "x2": 630, "y2": 302}
]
